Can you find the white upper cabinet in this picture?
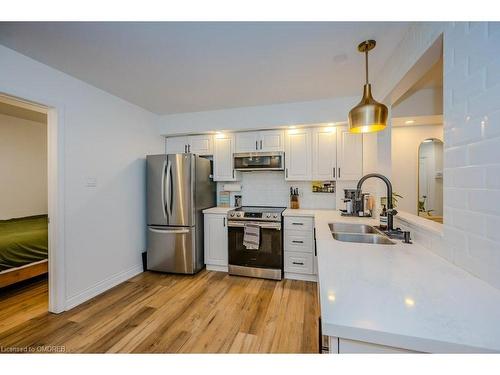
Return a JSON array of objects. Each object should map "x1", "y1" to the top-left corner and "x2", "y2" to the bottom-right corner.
[
  {"x1": 312, "y1": 127, "x2": 337, "y2": 180},
  {"x1": 165, "y1": 136, "x2": 188, "y2": 154},
  {"x1": 260, "y1": 130, "x2": 284, "y2": 152},
  {"x1": 188, "y1": 134, "x2": 213, "y2": 155},
  {"x1": 235, "y1": 130, "x2": 284, "y2": 153},
  {"x1": 336, "y1": 126, "x2": 363, "y2": 181},
  {"x1": 285, "y1": 128, "x2": 312, "y2": 181},
  {"x1": 165, "y1": 135, "x2": 213, "y2": 155},
  {"x1": 214, "y1": 134, "x2": 238, "y2": 181},
  {"x1": 235, "y1": 132, "x2": 260, "y2": 152}
]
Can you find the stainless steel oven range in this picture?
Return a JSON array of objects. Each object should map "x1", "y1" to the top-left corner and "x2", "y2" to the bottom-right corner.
[{"x1": 227, "y1": 206, "x2": 286, "y2": 281}]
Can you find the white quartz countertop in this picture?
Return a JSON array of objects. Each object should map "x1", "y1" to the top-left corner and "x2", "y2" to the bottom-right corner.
[
  {"x1": 313, "y1": 209, "x2": 500, "y2": 353},
  {"x1": 202, "y1": 206, "x2": 233, "y2": 214}
]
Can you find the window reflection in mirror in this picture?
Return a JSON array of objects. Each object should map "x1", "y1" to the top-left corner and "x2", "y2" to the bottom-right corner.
[{"x1": 418, "y1": 138, "x2": 443, "y2": 223}]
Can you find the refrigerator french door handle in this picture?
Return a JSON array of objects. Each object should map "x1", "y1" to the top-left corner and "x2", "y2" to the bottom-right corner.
[
  {"x1": 169, "y1": 160, "x2": 174, "y2": 218},
  {"x1": 165, "y1": 160, "x2": 172, "y2": 219},
  {"x1": 161, "y1": 159, "x2": 167, "y2": 220},
  {"x1": 148, "y1": 227, "x2": 190, "y2": 234}
]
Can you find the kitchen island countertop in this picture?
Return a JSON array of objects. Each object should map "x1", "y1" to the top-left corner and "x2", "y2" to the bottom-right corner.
[{"x1": 309, "y1": 209, "x2": 500, "y2": 353}]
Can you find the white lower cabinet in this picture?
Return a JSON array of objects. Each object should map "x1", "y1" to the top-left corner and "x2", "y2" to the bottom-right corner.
[
  {"x1": 325, "y1": 337, "x2": 418, "y2": 353},
  {"x1": 204, "y1": 213, "x2": 228, "y2": 272},
  {"x1": 284, "y1": 216, "x2": 317, "y2": 281}
]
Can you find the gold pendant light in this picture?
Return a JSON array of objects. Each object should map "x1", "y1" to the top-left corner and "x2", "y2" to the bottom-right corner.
[{"x1": 348, "y1": 40, "x2": 388, "y2": 133}]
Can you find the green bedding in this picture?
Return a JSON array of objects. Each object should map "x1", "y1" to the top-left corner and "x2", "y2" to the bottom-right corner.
[{"x1": 0, "y1": 215, "x2": 48, "y2": 272}]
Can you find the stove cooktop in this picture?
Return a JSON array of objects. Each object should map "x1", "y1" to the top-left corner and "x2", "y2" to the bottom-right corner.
[{"x1": 228, "y1": 206, "x2": 286, "y2": 221}]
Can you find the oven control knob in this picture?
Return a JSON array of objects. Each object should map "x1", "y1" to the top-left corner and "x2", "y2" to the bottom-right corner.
[
  {"x1": 230, "y1": 212, "x2": 235, "y2": 217},
  {"x1": 273, "y1": 214, "x2": 278, "y2": 218},
  {"x1": 237, "y1": 213, "x2": 242, "y2": 217},
  {"x1": 266, "y1": 214, "x2": 271, "y2": 218}
]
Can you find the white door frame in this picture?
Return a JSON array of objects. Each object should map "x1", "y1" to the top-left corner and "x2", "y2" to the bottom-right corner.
[{"x1": 0, "y1": 92, "x2": 66, "y2": 313}]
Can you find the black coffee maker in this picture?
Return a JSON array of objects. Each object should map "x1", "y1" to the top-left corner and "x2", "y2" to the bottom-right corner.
[{"x1": 341, "y1": 189, "x2": 370, "y2": 217}]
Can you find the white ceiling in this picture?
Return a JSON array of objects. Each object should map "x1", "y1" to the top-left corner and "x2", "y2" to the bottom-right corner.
[{"x1": 0, "y1": 22, "x2": 411, "y2": 115}]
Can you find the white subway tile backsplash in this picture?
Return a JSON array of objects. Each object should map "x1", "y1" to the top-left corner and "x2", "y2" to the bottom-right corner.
[
  {"x1": 468, "y1": 136, "x2": 500, "y2": 166},
  {"x1": 444, "y1": 146, "x2": 468, "y2": 168},
  {"x1": 444, "y1": 187, "x2": 468, "y2": 209},
  {"x1": 452, "y1": 166, "x2": 485, "y2": 188},
  {"x1": 452, "y1": 208, "x2": 486, "y2": 236},
  {"x1": 217, "y1": 171, "x2": 337, "y2": 209},
  {"x1": 468, "y1": 190, "x2": 500, "y2": 215},
  {"x1": 485, "y1": 166, "x2": 500, "y2": 189}
]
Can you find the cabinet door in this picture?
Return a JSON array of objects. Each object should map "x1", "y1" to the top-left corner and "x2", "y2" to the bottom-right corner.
[
  {"x1": 165, "y1": 136, "x2": 188, "y2": 154},
  {"x1": 214, "y1": 134, "x2": 238, "y2": 181},
  {"x1": 336, "y1": 126, "x2": 363, "y2": 181},
  {"x1": 260, "y1": 130, "x2": 284, "y2": 152},
  {"x1": 285, "y1": 129, "x2": 312, "y2": 181},
  {"x1": 188, "y1": 134, "x2": 213, "y2": 155},
  {"x1": 204, "y1": 214, "x2": 228, "y2": 267},
  {"x1": 235, "y1": 132, "x2": 260, "y2": 153},
  {"x1": 312, "y1": 127, "x2": 337, "y2": 180}
]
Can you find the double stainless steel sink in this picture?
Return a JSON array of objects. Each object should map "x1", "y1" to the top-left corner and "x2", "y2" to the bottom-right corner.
[{"x1": 329, "y1": 223, "x2": 395, "y2": 245}]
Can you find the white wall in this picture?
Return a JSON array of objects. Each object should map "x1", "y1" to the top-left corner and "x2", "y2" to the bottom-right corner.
[
  {"x1": 0, "y1": 113, "x2": 47, "y2": 219},
  {"x1": 391, "y1": 124, "x2": 443, "y2": 215},
  {"x1": 0, "y1": 45, "x2": 164, "y2": 309},
  {"x1": 377, "y1": 22, "x2": 500, "y2": 290},
  {"x1": 392, "y1": 87, "x2": 443, "y2": 117},
  {"x1": 156, "y1": 96, "x2": 358, "y2": 136}
]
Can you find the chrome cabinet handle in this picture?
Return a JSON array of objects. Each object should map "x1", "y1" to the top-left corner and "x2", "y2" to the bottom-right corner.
[
  {"x1": 292, "y1": 261, "x2": 304, "y2": 265},
  {"x1": 286, "y1": 168, "x2": 288, "y2": 178},
  {"x1": 333, "y1": 167, "x2": 336, "y2": 178},
  {"x1": 338, "y1": 168, "x2": 341, "y2": 178},
  {"x1": 255, "y1": 141, "x2": 258, "y2": 150},
  {"x1": 188, "y1": 144, "x2": 191, "y2": 153},
  {"x1": 260, "y1": 140, "x2": 262, "y2": 150},
  {"x1": 292, "y1": 222, "x2": 303, "y2": 225},
  {"x1": 292, "y1": 240, "x2": 304, "y2": 243},
  {"x1": 223, "y1": 217, "x2": 226, "y2": 227}
]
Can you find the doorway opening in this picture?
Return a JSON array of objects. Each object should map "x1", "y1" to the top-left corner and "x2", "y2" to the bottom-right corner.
[{"x1": 0, "y1": 93, "x2": 64, "y2": 321}]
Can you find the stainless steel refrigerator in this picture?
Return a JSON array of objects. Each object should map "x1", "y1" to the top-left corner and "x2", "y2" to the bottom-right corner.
[{"x1": 146, "y1": 153, "x2": 216, "y2": 274}]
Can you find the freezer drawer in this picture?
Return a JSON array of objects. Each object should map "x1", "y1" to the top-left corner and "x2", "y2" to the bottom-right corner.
[{"x1": 147, "y1": 226, "x2": 198, "y2": 274}]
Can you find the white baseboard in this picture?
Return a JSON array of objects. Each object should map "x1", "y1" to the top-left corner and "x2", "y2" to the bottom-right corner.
[
  {"x1": 285, "y1": 272, "x2": 318, "y2": 282},
  {"x1": 206, "y1": 264, "x2": 228, "y2": 273},
  {"x1": 65, "y1": 263, "x2": 143, "y2": 311}
]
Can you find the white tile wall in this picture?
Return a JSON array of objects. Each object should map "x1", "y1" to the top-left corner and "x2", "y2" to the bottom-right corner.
[
  {"x1": 443, "y1": 22, "x2": 500, "y2": 289},
  {"x1": 216, "y1": 171, "x2": 339, "y2": 209},
  {"x1": 382, "y1": 22, "x2": 500, "y2": 290}
]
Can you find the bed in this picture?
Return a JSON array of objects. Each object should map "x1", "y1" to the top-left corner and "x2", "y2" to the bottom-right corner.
[{"x1": 0, "y1": 215, "x2": 48, "y2": 288}]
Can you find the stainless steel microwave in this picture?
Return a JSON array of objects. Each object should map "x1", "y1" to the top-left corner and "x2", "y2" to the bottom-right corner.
[{"x1": 233, "y1": 152, "x2": 284, "y2": 171}]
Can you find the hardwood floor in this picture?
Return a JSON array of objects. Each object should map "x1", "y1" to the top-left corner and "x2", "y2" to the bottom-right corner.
[{"x1": 0, "y1": 270, "x2": 319, "y2": 353}]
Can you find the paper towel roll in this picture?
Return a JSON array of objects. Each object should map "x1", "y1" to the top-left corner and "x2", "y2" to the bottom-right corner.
[{"x1": 222, "y1": 183, "x2": 242, "y2": 192}]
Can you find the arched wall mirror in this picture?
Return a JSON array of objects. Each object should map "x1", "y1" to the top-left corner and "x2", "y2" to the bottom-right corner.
[{"x1": 418, "y1": 138, "x2": 443, "y2": 223}]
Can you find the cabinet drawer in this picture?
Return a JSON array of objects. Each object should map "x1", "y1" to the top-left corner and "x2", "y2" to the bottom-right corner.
[
  {"x1": 284, "y1": 217, "x2": 313, "y2": 231},
  {"x1": 285, "y1": 232, "x2": 313, "y2": 253},
  {"x1": 284, "y1": 251, "x2": 314, "y2": 274}
]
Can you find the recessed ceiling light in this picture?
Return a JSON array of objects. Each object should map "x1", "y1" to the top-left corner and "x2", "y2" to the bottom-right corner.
[
  {"x1": 405, "y1": 120, "x2": 415, "y2": 125},
  {"x1": 289, "y1": 126, "x2": 297, "y2": 129}
]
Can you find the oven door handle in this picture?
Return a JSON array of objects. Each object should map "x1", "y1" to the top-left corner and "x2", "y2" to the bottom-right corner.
[{"x1": 227, "y1": 221, "x2": 281, "y2": 230}]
